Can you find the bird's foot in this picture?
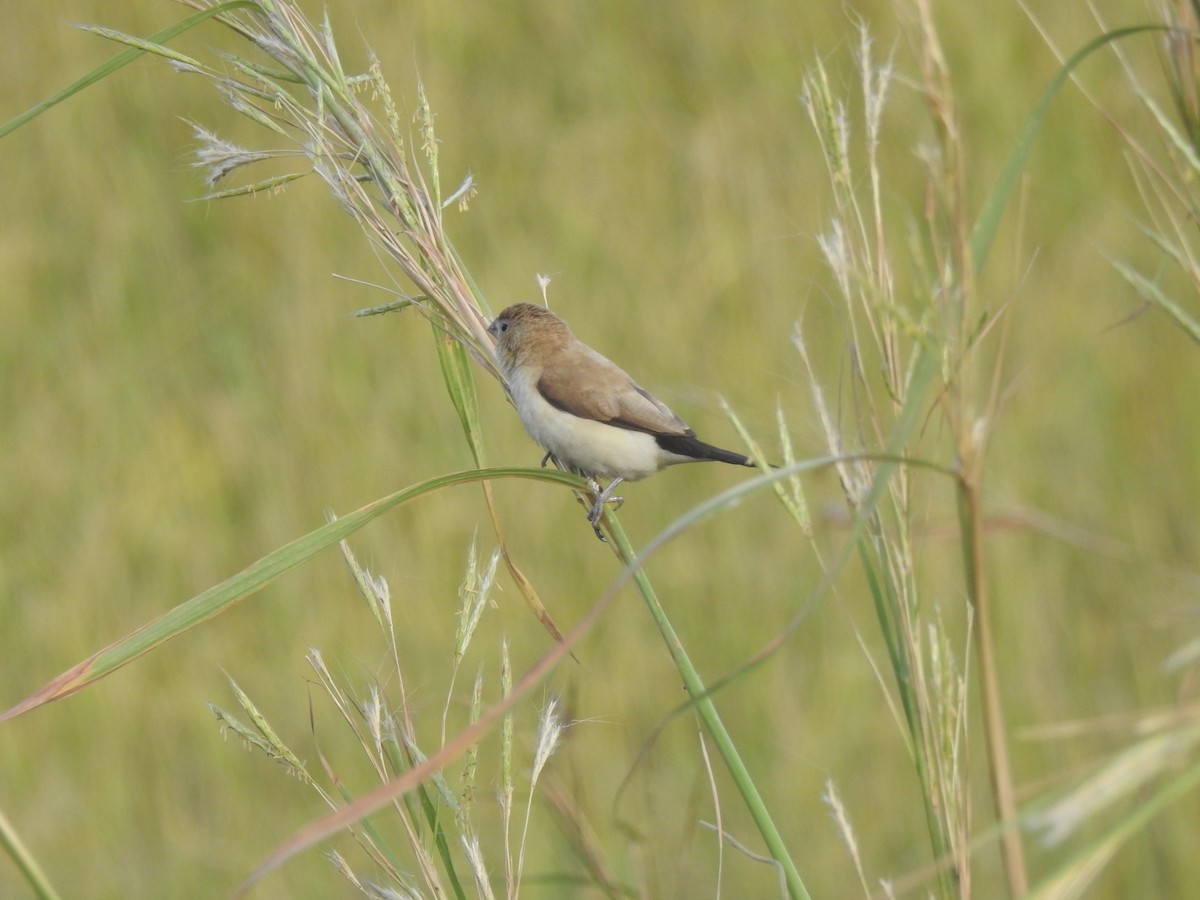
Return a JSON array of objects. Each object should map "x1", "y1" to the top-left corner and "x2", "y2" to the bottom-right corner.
[
  {"x1": 587, "y1": 499, "x2": 620, "y2": 540},
  {"x1": 586, "y1": 497, "x2": 625, "y2": 527},
  {"x1": 585, "y1": 497, "x2": 605, "y2": 540},
  {"x1": 540, "y1": 451, "x2": 554, "y2": 468},
  {"x1": 585, "y1": 481, "x2": 625, "y2": 541}
]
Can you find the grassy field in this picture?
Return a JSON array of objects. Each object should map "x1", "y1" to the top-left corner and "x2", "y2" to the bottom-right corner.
[{"x1": 2, "y1": 1, "x2": 1199, "y2": 897}]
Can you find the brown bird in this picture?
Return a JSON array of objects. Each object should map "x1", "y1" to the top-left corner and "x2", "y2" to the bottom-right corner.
[{"x1": 488, "y1": 303, "x2": 757, "y2": 535}]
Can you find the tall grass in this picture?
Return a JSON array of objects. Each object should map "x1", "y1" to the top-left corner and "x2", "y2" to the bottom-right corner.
[
  {"x1": 799, "y1": 12, "x2": 1003, "y2": 894},
  {"x1": 7, "y1": 0, "x2": 808, "y2": 895},
  {"x1": 1, "y1": 0, "x2": 1198, "y2": 897}
]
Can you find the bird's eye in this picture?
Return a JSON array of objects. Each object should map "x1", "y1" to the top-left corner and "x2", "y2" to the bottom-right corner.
[{"x1": 499, "y1": 322, "x2": 509, "y2": 332}]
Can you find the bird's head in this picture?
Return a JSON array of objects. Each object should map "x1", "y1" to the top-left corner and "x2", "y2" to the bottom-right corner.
[{"x1": 488, "y1": 303, "x2": 573, "y2": 371}]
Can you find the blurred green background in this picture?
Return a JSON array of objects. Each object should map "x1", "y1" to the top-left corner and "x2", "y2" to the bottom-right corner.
[{"x1": 2, "y1": 1, "x2": 1198, "y2": 896}]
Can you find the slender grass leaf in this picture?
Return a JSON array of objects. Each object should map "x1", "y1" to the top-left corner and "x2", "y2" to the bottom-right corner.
[
  {"x1": 1113, "y1": 260, "x2": 1200, "y2": 346},
  {"x1": 432, "y1": 316, "x2": 484, "y2": 465},
  {"x1": 0, "y1": 805, "x2": 61, "y2": 900},
  {"x1": 0, "y1": 467, "x2": 580, "y2": 722},
  {"x1": 971, "y1": 26, "x2": 1161, "y2": 275},
  {"x1": 0, "y1": 2, "x2": 257, "y2": 140}
]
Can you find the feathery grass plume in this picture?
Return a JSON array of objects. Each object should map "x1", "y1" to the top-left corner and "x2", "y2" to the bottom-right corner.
[
  {"x1": 462, "y1": 835, "x2": 497, "y2": 900},
  {"x1": 326, "y1": 850, "x2": 362, "y2": 891},
  {"x1": 442, "y1": 537, "x2": 500, "y2": 747},
  {"x1": 460, "y1": 669, "x2": 484, "y2": 814},
  {"x1": 215, "y1": 671, "x2": 421, "y2": 892},
  {"x1": 1113, "y1": 1, "x2": 1200, "y2": 345},
  {"x1": 185, "y1": 121, "x2": 277, "y2": 187},
  {"x1": 167, "y1": 0, "x2": 568, "y2": 646},
  {"x1": 456, "y1": 542, "x2": 502, "y2": 668},
  {"x1": 1028, "y1": 721, "x2": 1200, "y2": 850},
  {"x1": 821, "y1": 778, "x2": 870, "y2": 895},
  {"x1": 800, "y1": 13, "x2": 1020, "y2": 895},
  {"x1": 337, "y1": 525, "x2": 393, "y2": 632},
  {"x1": 721, "y1": 395, "x2": 808, "y2": 528},
  {"x1": 1007, "y1": 5, "x2": 1200, "y2": 888},
  {"x1": 1025, "y1": 2, "x2": 1200, "y2": 345},
  {"x1": 211, "y1": 676, "x2": 309, "y2": 779},
  {"x1": 499, "y1": 640, "x2": 516, "y2": 896},
  {"x1": 515, "y1": 698, "x2": 564, "y2": 892},
  {"x1": 1014, "y1": 700, "x2": 1200, "y2": 898},
  {"x1": 170, "y1": 0, "x2": 496, "y2": 363},
  {"x1": 208, "y1": 533, "x2": 574, "y2": 896}
]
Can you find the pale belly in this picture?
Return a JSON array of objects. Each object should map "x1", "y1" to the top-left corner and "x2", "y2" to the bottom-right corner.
[{"x1": 510, "y1": 375, "x2": 672, "y2": 481}]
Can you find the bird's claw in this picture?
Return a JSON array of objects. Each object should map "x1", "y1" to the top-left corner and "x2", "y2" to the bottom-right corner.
[{"x1": 586, "y1": 493, "x2": 624, "y2": 541}]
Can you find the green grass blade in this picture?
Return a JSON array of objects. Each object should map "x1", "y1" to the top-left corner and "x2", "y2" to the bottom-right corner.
[
  {"x1": 410, "y1": 771, "x2": 468, "y2": 900},
  {"x1": 0, "y1": 805, "x2": 62, "y2": 900},
  {"x1": 198, "y1": 172, "x2": 310, "y2": 200},
  {"x1": 235, "y1": 452, "x2": 953, "y2": 896},
  {"x1": 970, "y1": 26, "x2": 1160, "y2": 275},
  {"x1": 1029, "y1": 754, "x2": 1200, "y2": 899},
  {"x1": 432, "y1": 315, "x2": 486, "y2": 465},
  {"x1": 0, "y1": 467, "x2": 580, "y2": 722},
  {"x1": 1113, "y1": 260, "x2": 1200, "y2": 346},
  {"x1": 0, "y1": 2, "x2": 257, "y2": 140},
  {"x1": 602, "y1": 513, "x2": 811, "y2": 900}
]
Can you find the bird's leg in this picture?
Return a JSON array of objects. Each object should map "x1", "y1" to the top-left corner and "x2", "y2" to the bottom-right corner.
[
  {"x1": 540, "y1": 450, "x2": 554, "y2": 468},
  {"x1": 595, "y1": 479, "x2": 624, "y2": 514},
  {"x1": 587, "y1": 477, "x2": 625, "y2": 533}
]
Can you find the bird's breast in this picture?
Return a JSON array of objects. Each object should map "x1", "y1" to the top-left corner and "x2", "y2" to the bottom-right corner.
[{"x1": 509, "y1": 370, "x2": 665, "y2": 481}]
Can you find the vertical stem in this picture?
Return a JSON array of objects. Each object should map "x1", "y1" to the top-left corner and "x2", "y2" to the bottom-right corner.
[
  {"x1": 603, "y1": 511, "x2": 810, "y2": 900},
  {"x1": 958, "y1": 473, "x2": 1027, "y2": 896}
]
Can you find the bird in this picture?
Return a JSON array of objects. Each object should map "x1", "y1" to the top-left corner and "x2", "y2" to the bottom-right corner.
[{"x1": 487, "y1": 302, "x2": 758, "y2": 537}]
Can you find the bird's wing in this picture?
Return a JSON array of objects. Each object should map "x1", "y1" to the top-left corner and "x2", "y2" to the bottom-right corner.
[{"x1": 537, "y1": 346, "x2": 691, "y2": 436}]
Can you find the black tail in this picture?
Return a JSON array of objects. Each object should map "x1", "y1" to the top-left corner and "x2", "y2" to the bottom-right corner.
[{"x1": 655, "y1": 433, "x2": 754, "y2": 467}]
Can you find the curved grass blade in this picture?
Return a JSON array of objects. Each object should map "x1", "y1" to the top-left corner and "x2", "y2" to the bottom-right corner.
[
  {"x1": 0, "y1": 2, "x2": 257, "y2": 140},
  {"x1": 0, "y1": 804, "x2": 61, "y2": 900},
  {"x1": 970, "y1": 25, "x2": 1160, "y2": 274},
  {"x1": 0, "y1": 467, "x2": 580, "y2": 723},
  {"x1": 1114, "y1": 259, "x2": 1200, "y2": 346},
  {"x1": 235, "y1": 452, "x2": 934, "y2": 898}
]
